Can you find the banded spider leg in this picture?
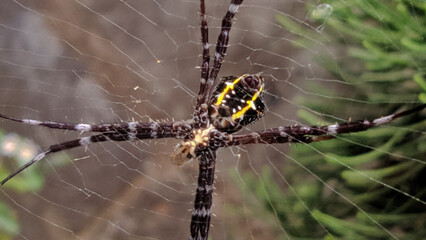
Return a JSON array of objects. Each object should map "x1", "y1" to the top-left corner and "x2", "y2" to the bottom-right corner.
[
  {"x1": 0, "y1": 116, "x2": 193, "y2": 185},
  {"x1": 189, "y1": 0, "x2": 244, "y2": 239}
]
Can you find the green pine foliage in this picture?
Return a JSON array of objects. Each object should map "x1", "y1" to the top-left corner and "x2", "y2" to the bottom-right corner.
[{"x1": 234, "y1": 1, "x2": 426, "y2": 239}]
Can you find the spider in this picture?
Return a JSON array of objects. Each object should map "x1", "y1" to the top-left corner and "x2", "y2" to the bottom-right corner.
[{"x1": 0, "y1": 0, "x2": 425, "y2": 239}]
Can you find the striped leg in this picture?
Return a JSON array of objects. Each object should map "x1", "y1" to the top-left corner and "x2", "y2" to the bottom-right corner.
[
  {"x1": 0, "y1": 132, "x2": 128, "y2": 185},
  {"x1": 0, "y1": 113, "x2": 193, "y2": 138},
  {"x1": 222, "y1": 104, "x2": 426, "y2": 146},
  {"x1": 194, "y1": 0, "x2": 244, "y2": 128},
  {"x1": 0, "y1": 120, "x2": 193, "y2": 186},
  {"x1": 205, "y1": 0, "x2": 244, "y2": 101},
  {"x1": 194, "y1": 0, "x2": 211, "y2": 128},
  {"x1": 190, "y1": 148, "x2": 216, "y2": 240}
]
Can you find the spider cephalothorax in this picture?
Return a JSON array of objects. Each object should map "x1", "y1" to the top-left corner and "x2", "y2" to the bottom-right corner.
[
  {"x1": 171, "y1": 125, "x2": 214, "y2": 166},
  {"x1": 208, "y1": 74, "x2": 265, "y2": 133}
]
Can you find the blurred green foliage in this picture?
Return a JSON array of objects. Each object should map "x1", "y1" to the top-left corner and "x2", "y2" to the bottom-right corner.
[
  {"x1": 234, "y1": 1, "x2": 425, "y2": 239},
  {"x1": 0, "y1": 129, "x2": 43, "y2": 239},
  {"x1": 0, "y1": 129, "x2": 69, "y2": 239}
]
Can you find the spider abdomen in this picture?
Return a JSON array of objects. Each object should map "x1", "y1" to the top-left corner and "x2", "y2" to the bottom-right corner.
[{"x1": 208, "y1": 74, "x2": 265, "y2": 133}]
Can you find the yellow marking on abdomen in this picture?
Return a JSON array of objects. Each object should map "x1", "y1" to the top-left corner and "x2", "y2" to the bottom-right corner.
[
  {"x1": 232, "y1": 85, "x2": 263, "y2": 120},
  {"x1": 214, "y1": 75, "x2": 244, "y2": 106}
]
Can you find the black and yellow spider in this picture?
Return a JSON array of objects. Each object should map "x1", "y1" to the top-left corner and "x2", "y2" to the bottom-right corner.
[{"x1": 0, "y1": 1, "x2": 425, "y2": 239}]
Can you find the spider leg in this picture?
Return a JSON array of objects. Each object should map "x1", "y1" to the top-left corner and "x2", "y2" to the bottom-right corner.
[
  {"x1": 194, "y1": 0, "x2": 210, "y2": 128},
  {"x1": 190, "y1": 148, "x2": 216, "y2": 240},
  {"x1": 207, "y1": 0, "x2": 243, "y2": 100},
  {"x1": 221, "y1": 104, "x2": 426, "y2": 146},
  {"x1": 194, "y1": 0, "x2": 244, "y2": 128},
  {"x1": 0, "y1": 121, "x2": 196, "y2": 186},
  {"x1": 0, "y1": 133, "x2": 125, "y2": 185},
  {"x1": 0, "y1": 113, "x2": 192, "y2": 138}
]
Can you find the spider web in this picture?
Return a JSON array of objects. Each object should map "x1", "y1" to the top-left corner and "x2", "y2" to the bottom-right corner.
[{"x1": 0, "y1": 0, "x2": 424, "y2": 239}]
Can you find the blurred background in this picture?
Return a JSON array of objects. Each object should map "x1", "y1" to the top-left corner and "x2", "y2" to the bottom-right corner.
[{"x1": 0, "y1": 0, "x2": 425, "y2": 239}]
